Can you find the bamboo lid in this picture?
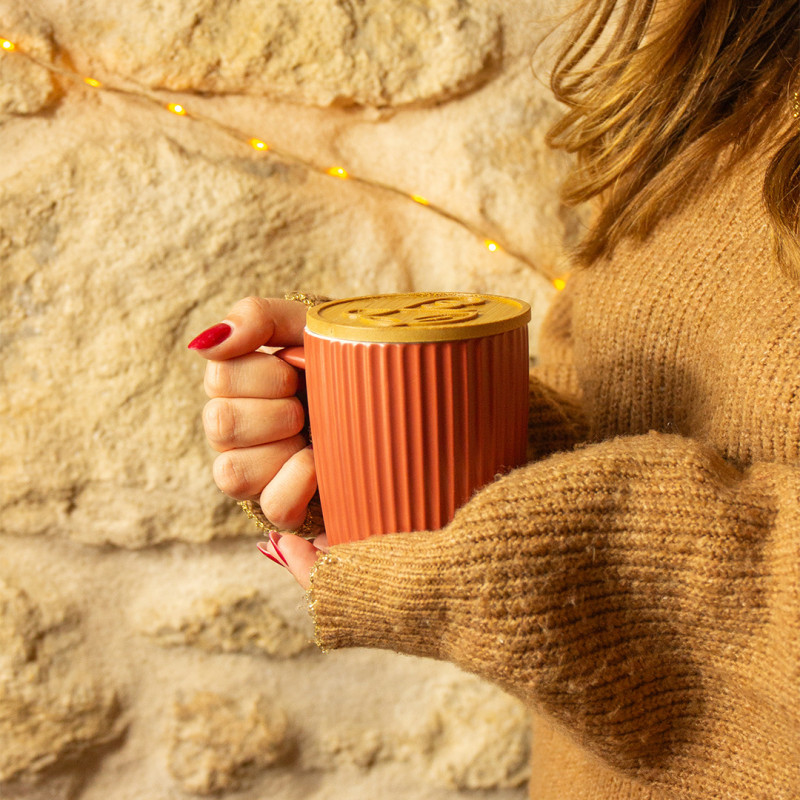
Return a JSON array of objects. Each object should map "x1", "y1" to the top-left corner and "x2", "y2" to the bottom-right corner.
[{"x1": 305, "y1": 292, "x2": 531, "y2": 343}]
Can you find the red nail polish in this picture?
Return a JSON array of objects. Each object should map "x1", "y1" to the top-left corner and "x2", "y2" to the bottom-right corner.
[
  {"x1": 187, "y1": 322, "x2": 232, "y2": 350},
  {"x1": 257, "y1": 542, "x2": 286, "y2": 568},
  {"x1": 269, "y1": 531, "x2": 290, "y2": 568}
]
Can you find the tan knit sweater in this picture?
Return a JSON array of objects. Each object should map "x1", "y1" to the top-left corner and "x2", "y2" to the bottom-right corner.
[{"x1": 309, "y1": 145, "x2": 800, "y2": 799}]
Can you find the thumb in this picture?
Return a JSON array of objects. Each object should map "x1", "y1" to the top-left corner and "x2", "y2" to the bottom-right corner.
[
  {"x1": 258, "y1": 532, "x2": 320, "y2": 590},
  {"x1": 188, "y1": 296, "x2": 307, "y2": 360}
]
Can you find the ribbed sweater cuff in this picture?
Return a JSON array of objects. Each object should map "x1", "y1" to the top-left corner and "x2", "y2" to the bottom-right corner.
[{"x1": 308, "y1": 528, "x2": 459, "y2": 658}]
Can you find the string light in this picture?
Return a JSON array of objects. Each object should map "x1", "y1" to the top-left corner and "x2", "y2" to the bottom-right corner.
[{"x1": 0, "y1": 33, "x2": 566, "y2": 287}]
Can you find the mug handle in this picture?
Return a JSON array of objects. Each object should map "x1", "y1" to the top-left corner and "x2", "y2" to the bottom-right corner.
[
  {"x1": 274, "y1": 346, "x2": 306, "y2": 370},
  {"x1": 274, "y1": 346, "x2": 311, "y2": 444}
]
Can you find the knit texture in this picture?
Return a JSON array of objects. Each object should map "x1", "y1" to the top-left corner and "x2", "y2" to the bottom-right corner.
[{"x1": 309, "y1": 145, "x2": 800, "y2": 800}]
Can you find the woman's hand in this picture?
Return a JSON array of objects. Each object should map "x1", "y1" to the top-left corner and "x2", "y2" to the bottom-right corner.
[
  {"x1": 257, "y1": 531, "x2": 329, "y2": 590},
  {"x1": 188, "y1": 296, "x2": 317, "y2": 532}
]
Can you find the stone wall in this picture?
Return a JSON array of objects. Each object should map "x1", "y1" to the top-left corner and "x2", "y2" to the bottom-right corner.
[{"x1": 0, "y1": 2, "x2": 579, "y2": 798}]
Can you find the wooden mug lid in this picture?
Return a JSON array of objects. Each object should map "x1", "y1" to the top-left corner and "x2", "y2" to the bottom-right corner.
[{"x1": 305, "y1": 292, "x2": 530, "y2": 343}]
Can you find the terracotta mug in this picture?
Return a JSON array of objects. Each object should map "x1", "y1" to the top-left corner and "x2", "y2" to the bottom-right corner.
[{"x1": 279, "y1": 292, "x2": 530, "y2": 545}]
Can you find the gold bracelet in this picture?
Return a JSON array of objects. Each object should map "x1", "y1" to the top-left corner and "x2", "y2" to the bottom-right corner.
[
  {"x1": 238, "y1": 499, "x2": 276, "y2": 533},
  {"x1": 283, "y1": 291, "x2": 329, "y2": 308},
  {"x1": 295, "y1": 509, "x2": 316, "y2": 539},
  {"x1": 238, "y1": 499, "x2": 318, "y2": 540}
]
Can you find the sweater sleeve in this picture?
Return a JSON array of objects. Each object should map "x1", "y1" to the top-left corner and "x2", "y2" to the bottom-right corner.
[
  {"x1": 309, "y1": 431, "x2": 800, "y2": 797},
  {"x1": 526, "y1": 283, "x2": 589, "y2": 460},
  {"x1": 526, "y1": 372, "x2": 588, "y2": 460}
]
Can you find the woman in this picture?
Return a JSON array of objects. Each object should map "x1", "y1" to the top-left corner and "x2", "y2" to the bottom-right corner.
[{"x1": 188, "y1": 1, "x2": 799, "y2": 797}]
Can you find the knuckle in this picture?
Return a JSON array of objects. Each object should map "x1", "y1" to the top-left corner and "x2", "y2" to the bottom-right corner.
[
  {"x1": 294, "y1": 448, "x2": 317, "y2": 483},
  {"x1": 236, "y1": 295, "x2": 265, "y2": 314},
  {"x1": 213, "y1": 452, "x2": 250, "y2": 497},
  {"x1": 203, "y1": 399, "x2": 236, "y2": 446},
  {"x1": 235, "y1": 296, "x2": 275, "y2": 329},
  {"x1": 281, "y1": 434, "x2": 307, "y2": 459},
  {"x1": 258, "y1": 446, "x2": 315, "y2": 528},
  {"x1": 259, "y1": 493, "x2": 288, "y2": 527},
  {"x1": 204, "y1": 361, "x2": 231, "y2": 397},
  {"x1": 272, "y1": 361, "x2": 298, "y2": 398},
  {"x1": 283, "y1": 397, "x2": 305, "y2": 435}
]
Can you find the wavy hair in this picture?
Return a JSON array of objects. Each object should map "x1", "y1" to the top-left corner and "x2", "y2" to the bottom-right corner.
[{"x1": 547, "y1": 0, "x2": 800, "y2": 277}]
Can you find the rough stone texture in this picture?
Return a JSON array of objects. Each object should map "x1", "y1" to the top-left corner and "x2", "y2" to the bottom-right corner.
[
  {"x1": 464, "y1": 70, "x2": 590, "y2": 274},
  {"x1": 0, "y1": 8, "x2": 59, "y2": 118},
  {"x1": 0, "y1": 0, "x2": 574, "y2": 797},
  {"x1": 0, "y1": 128, "x2": 361, "y2": 548},
  {"x1": 0, "y1": 101, "x2": 556, "y2": 548},
  {"x1": 319, "y1": 673, "x2": 531, "y2": 790},
  {"x1": 141, "y1": 584, "x2": 311, "y2": 657},
  {"x1": 169, "y1": 691, "x2": 290, "y2": 795},
  {"x1": 39, "y1": 0, "x2": 501, "y2": 110},
  {"x1": 421, "y1": 676, "x2": 532, "y2": 790},
  {"x1": 0, "y1": 578, "x2": 121, "y2": 787},
  {"x1": 321, "y1": 725, "x2": 386, "y2": 770}
]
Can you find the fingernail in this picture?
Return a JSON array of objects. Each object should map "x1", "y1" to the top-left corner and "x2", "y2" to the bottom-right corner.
[
  {"x1": 269, "y1": 531, "x2": 290, "y2": 568},
  {"x1": 187, "y1": 322, "x2": 232, "y2": 350},
  {"x1": 257, "y1": 541, "x2": 285, "y2": 568}
]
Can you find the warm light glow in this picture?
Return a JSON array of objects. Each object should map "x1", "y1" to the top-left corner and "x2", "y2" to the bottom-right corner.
[
  {"x1": 0, "y1": 41, "x2": 547, "y2": 280},
  {"x1": 553, "y1": 278, "x2": 567, "y2": 291}
]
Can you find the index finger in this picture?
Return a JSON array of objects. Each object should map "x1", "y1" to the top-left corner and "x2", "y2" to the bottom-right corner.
[{"x1": 188, "y1": 296, "x2": 308, "y2": 360}]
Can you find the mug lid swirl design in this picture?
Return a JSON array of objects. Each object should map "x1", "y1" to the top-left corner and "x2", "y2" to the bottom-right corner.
[{"x1": 305, "y1": 292, "x2": 531, "y2": 343}]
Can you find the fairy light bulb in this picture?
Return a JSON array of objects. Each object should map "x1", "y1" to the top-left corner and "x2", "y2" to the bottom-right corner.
[
  {"x1": 553, "y1": 277, "x2": 567, "y2": 291},
  {"x1": 0, "y1": 36, "x2": 542, "y2": 280}
]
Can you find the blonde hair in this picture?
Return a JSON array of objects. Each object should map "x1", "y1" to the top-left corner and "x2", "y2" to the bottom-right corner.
[{"x1": 547, "y1": 0, "x2": 800, "y2": 276}]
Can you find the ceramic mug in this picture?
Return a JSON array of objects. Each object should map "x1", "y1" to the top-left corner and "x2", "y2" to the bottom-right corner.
[{"x1": 278, "y1": 292, "x2": 530, "y2": 545}]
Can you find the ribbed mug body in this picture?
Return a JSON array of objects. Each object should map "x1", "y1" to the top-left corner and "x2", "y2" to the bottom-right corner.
[{"x1": 305, "y1": 327, "x2": 529, "y2": 544}]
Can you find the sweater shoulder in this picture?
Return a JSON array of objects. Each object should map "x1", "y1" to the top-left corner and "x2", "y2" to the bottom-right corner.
[{"x1": 568, "y1": 149, "x2": 800, "y2": 465}]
